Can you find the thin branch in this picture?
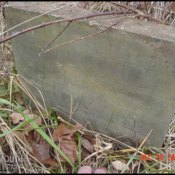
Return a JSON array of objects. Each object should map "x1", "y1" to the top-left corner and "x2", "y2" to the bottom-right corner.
[
  {"x1": 111, "y1": 2, "x2": 166, "y2": 24},
  {"x1": 0, "y1": 1, "x2": 8, "y2": 7},
  {"x1": 0, "y1": 11, "x2": 125, "y2": 44},
  {"x1": 41, "y1": 21, "x2": 72, "y2": 53},
  {"x1": 0, "y1": 3, "x2": 71, "y2": 36},
  {"x1": 41, "y1": 19, "x2": 122, "y2": 54}
]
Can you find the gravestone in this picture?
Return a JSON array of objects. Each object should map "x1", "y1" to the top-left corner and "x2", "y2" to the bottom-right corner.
[{"x1": 5, "y1": 2, "x2": 175, "y2": 146}]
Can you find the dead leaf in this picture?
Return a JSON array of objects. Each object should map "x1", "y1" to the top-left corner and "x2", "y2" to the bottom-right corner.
[
  {"x1": 52, "y1": 123, "x2": 81, "y2": 163},
  {"x1": 112, "y1": 160, "x2": 130, "y2": 171},
  {"x1": 14, "y1": 130, "x2": 57, "y2": 167},
  {"x1": 10, "y1": 112, "x2": 24, "y2": 124},
  {"x1": 24, "y1": 109, "x2": 42, "y2": 126},
  {"x1": 14, "y1": 131, "x2": 32, "y2": 152},
  {"x1": 83, "y1": 134, "x2": 96, "y2": 145},
  {"x1": 81, "y1": 147, "x2": 91, "y2": 160},
  {"x1": 78, "y1": 165, "x2": 92, "y2": 174},
  {"x1": 59, "y1": 139, "x2": 77, "y2": 163},
  {"x1": 27, "y1": 131, "x2": 57, "y2": 167},
  {"x1": 81, "y1": 137, "x2": 94, "y2": 153},
  {"x1": 52, "y1": 123, "x2": 67, "y2": 140},
  {"x1": 70, "y1": 123, "x2": 82, "y2": 134},
  {"x1": 22, "y1": 110, "x2": 42, "y2": 134},
  {"x1": 31, "y1": 141, "x2": 57, "y2": 166},
  {"x1": 10, "y1": 110, "x2": 42, "y2": 127},
  {"x1": 53, "y1": 123, "x2": 82, "y2": 141}
]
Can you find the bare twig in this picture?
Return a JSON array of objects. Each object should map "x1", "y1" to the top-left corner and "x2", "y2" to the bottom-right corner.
[
  {"x1": 41, "y1": 19, "x2": 122, "y2": 54},
  {"x1": 111, "y1": 2, "x2": 166, "y2": 24},
  {"x1": 0, "y1": 11, "x2": 125, "y2": 44},
  {"x1": 41, "y1": 21, "x2": 72, "y2": 53},
  {"x1": 0, "y1": 3, "x2": 72, "y2": 36},
  {"x1": 0, "y1": 1, "x2": 8, "y2": 7}
]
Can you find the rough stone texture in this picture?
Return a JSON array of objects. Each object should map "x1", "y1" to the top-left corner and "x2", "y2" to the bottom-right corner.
[{"x1": 5, "y1": 2, "x2": 175, "y2": 146}]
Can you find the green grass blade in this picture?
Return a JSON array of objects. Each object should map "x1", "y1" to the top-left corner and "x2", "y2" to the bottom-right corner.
[
  {"x1": 0, "y1": 119, "x2": 32, "y2": 138},
  {"x1": 76, "y1": 132, "x2": 82, "y2": 169},
  {"x1": 0, "y1": 98, "x2": 13, "y2": 105},
  {"x1": 18, "y1": 109, "x2": 75, "y2": 170}
]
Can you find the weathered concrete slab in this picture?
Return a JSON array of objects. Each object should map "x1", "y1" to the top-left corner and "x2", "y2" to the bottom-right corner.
[{"x1": 5, "y1": 2, "x2": 175, "y2": 146}]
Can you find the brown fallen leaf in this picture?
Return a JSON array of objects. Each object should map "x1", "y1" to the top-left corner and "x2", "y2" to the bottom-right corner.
[
  {"x1": 81, "y1": 137, "x2": 94, "y2": 153},
  {"x1": 10, "y1": 110, "x2": 42, "y2": 127},
  {"x1": 10, "y1": 112, "x2": 24, "y2": 124},
  {"x1": 13, "y1": 129, "x2": 57, "y2": 167},
  {"x1": 83, "y1": 134, "x2": 96, "y2": 145},
  {"x1": 52, "y1": 123, "x2": 81, "y2": 163},
  {"x1": 27, "y1": 131, "x2": 57, "y2": 167},
  {"x1": 24, "y1": 109, "x2": 42, "y2": 126},
  {"x1": 53, "y1": 123, "x2": 82, "y2": 141},
  {"x1": 14, "y1": 131, "x2": 32, "y2": 152},
  {"x1": 52, "y1": 123, "x2": 67, "y2": 140},
  {"x1": 59, "y1": 139, "x2": 77, "y2": 163},
  {"x1": 25, "y1": 113, "x2": 42, "y2": 133},
  {"x1": 81, "y1": 147, "x2": 91, "y2": 161},
  {"x1": 31, "y1": 141, "x2": 57, "y2": 166},
  {"x1": 80, "y1": 133, "x2": 96, "y2": 160}
]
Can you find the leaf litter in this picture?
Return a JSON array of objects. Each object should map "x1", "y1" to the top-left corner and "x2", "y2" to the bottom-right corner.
[
  {"x1": 9, "y1": 113, "x2": 86, "y2": 167},
  {"x1": 52, "y1": 123, "x2": 82, "y2": 163},
  {"x1": 2, "y1": 98, "x2": 172, "y2": 173},
  {"x1": 9, "y1": 109, "x2": 114, "y2": 173}
]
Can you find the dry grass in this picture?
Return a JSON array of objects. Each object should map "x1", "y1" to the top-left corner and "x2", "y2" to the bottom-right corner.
[
  {"x1": 85, "y1": 1, "x2": 175, "y2": 25},
  {"x1": 0, "y1": 3, "x2": 14, "y2": 84},
  {"x1": 0, "y1": 116, "x2": 49, "y2": 173}
]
